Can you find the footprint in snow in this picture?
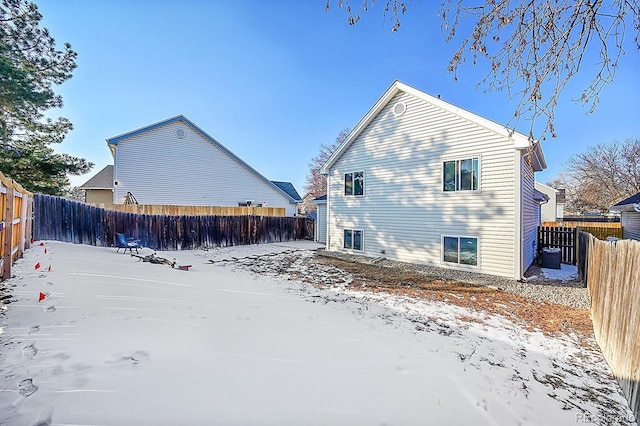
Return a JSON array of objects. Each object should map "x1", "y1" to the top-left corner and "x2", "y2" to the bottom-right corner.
[
  {"x1": 31, "y1": 408, "x2": 53, "y2": 426},
  {"x1": 44, "y1": 305, "x2": 56, "y2": 313},
  {"x1": 22, "y1": 344, "x2": 38, "y2": 360},
  {"x1": 18, "y1": 378, "x2": 38, "y2": 397},
  {"x1": 107, "y1": 350, "x2": 149, "y2": 368},
  {"x1": 28, "y1": 325, "x2": 40, "y2": 334},
  {"x1": 475, "y1": 399, "x2": 488, "y2": 411}
]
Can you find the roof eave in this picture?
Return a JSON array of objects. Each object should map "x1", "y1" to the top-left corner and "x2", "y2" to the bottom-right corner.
[{"x1": 517, "y1": 142, "x2": 547, "y2": 172}]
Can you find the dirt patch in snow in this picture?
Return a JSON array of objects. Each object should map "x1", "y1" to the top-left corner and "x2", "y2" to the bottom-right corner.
[
  {"x1": 228, "y1": 249, "x2": 594, "y2": 342},
  {"x1": 309, "y1": 255, "x2": 593, "y2": 341}
]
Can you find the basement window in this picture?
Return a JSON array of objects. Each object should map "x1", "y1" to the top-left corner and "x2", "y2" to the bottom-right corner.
[{"x1": 344, "y1": 229, "x2": 363, "y2": 251}]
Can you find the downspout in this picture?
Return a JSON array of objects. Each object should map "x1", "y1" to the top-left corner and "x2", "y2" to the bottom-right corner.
[
  {"x1": 325, "y1": 175, "x2": 330, "y2": 250},
  {"x1": 514, "y1": 150, "x2": 524, "y2": 280},
  {"x1": 112, "y1": 148, "x2": 118, "y2": 205}
]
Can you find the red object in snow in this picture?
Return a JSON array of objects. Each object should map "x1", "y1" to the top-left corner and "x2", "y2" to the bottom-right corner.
[
  {"x1": 44, "y1": 248, "x2": 47, "y2": 254},
  {"x1": 47, "y1": 265, "x2": 51, "y2": 272},
  {"x1": 34, "y1": 262, "x2": 40, "y2": 270},
  {"x1": 39, "y1": 242, "x2": 44, "y2": 246},
  {"x1": 38, "y1": 292, "x2": 46, "y2": 302},
  {"x1": 178, "y1": 265, "x2": 192, "y2": 271}
]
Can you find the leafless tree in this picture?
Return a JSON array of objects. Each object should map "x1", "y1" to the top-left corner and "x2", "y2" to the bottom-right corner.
[
  {"x1": 64, "y1": 186, "x2": 85, "y2": 202},
  {"x1": 326, "y1": 1, "x2": 639, "y2": 139},
  {"x1": 550, "y1": 138, "x2": 640, "y2": 213},
  {"x1": 302, "y1": 128, "x2": 349, "y2": 213}
]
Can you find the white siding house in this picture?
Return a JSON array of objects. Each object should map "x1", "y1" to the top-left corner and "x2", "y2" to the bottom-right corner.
[
  {"x1": 611, "y1": 192, "x2": 640, "y2": 241},
  {"x1": 106, "y1": 115, "x2": 301, "y2": 216},
  {"x1": 312, "y1": 195, "x2": 327, "y2": 244},
  {"x1": 535, "y1": 182, "x2": 559, "y2": 222},
  {"x1": 320, "y1": 81, "x2": 547, "y2": 279}
]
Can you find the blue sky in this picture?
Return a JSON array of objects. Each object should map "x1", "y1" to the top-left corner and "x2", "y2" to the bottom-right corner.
[{"x1": 36, "y1": 1, "x2": 639, "y2": 194}]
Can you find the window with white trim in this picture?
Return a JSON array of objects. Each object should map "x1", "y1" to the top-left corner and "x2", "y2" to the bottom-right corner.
[
  {"x1": 443, "y1": 158, "x2": 479, "y2": 192},
  {"x1": 443, "y1": 236, "x2": 478, "y2": 266},
  {"x1": 343, "y1": 229, "x2": 363, "y2": 251},
  {"x1": 344, "y1": 171, "x2": 364, "y2": 196}
]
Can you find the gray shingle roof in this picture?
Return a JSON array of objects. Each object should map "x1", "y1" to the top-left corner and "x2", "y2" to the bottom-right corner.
[
  {"x1": 612, "y1": 192, "x2": 640, "y2": 207},
  {"x1": 271, "y1": 181, "x2": 302, "y2": 202},
  {"x1": 79, "y1": 165, "x2": 113, "y2": 189}
]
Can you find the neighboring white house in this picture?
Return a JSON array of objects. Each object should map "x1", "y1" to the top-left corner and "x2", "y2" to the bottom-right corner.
[
  {"x1": 312, "y1": 195, "x2": 327, "y2": 244},
  {"x1": 101, "y1": 115, "x2": 301, "y2": 216},
  {"x1": 610, "y1": 192, "x2": 640, "y2": 241},
  {"x1": 319, "y1": 81, "x2": 547, "y2": 280},
  {"x1": 535, "y1": 182, "x2": 559, "y2": 222}
]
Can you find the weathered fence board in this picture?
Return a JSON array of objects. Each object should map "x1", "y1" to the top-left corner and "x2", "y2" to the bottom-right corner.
[
  {"x1": 538, "y1": 225, "x2": 625, "y2": 265},
  {"x1": 578, "y1": 231, "x2": 640, "y2": 419},
  {"x1": 538, "y1": 226, "x2": 577, "y2": 265},
  {"x1": 1, "y1": 173, "x2": 33, "y2": 280},
  {"x1": 543, "y1": 221, "x2": 623, "y2": 229},
  {"x1": 34, "y1": 194, "x2": 310, "y2": 250}
]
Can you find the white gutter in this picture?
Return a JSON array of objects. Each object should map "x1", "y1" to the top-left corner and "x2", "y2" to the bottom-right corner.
[{"x1": 325, "y1": 176, "x2": 331, "y2": 250}]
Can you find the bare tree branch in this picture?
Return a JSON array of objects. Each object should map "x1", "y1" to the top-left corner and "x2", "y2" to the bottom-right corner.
[
  {"x1": 326, "y1": 1, "x2": 640, "y2": 140},
  {"x1": 553, "y1": 138, "x2": 640, "y2": 213}
]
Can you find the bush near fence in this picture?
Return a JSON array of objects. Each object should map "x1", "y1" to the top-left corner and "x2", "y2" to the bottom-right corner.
[
  {"x1": 0, "y1": 172, "x2": 34, "y2": 280},
  {"x1": 578, "y1": 231, "x2": 640, "y2": 419},
  {"x1": 34, "y1": 194, "x2": 309, "y2": 250}
]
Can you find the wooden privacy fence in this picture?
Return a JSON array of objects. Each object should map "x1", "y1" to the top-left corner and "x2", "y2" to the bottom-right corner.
[
  {"x1": 538, "y1": 226, "x2": 625, "y2": 265},
  {"x1": 577, "y1": 231, "x2": 640, "y2": 419},
  {"x1": 34, "y1": 194, "x2": 310, "y2": 250},
  {"x1": 542, "y1": 221, "x2": 622, "y2": 230},
  {"x1": 112, "y1": 204, "x2": 286, "y2": 217},
  {"x1": 1, "y1": 173, "x2": 33, "y2": 280},
  {"x1": 538, "y1": 226, "x2": 578, "y2": 264}
]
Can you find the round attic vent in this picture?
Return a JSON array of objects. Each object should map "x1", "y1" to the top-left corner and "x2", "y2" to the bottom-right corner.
[
  {"x1": 392, "y1": 102, "x2": 407, "y2": 117},
  {"x1": 175, "y1": 128, "x2": 186, "y2": 139}
]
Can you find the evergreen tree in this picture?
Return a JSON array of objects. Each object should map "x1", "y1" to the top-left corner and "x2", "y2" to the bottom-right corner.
[{"x1": 0, "y1": 0, "x2": 92, "y2": 194}]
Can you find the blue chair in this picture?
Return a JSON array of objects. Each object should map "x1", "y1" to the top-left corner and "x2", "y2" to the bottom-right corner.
[{"x1": 115, "y1": 233, "x2": 142, "y2": 254}]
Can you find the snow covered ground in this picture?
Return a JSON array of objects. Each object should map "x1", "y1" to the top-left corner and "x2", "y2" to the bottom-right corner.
[{"x1": 0, "y1": 241, "x2": 635, "y2": 425}]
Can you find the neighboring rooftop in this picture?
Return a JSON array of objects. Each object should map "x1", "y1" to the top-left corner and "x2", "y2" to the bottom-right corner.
[
  {"x1": 612, "y1": 191, "x2": 640, "y2": 207},
  {"x1": 271, "y1": 181, "x2": 302, "y2": 202},
  {"x1": 79, "y1": 165, "x2": 113, "y2": 189}
]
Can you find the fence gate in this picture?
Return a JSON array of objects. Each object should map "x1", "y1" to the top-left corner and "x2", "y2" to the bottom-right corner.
[
  {"x1": 304, "y1": 218, "x2": 315, "y2": 240},
  {"x1": 537, "y1": 226, "x2": 578, "y2": 265}
]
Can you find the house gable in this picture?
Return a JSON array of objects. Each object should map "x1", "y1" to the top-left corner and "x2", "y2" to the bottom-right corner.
[
  {"x1": 107, "y1": 116, "x2": 299, "y2": 213},
  {"x1": 321, "y1": 81, "x2": 546, "y2": 174}
]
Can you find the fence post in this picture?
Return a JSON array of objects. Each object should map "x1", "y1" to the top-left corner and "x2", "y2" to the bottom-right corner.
[
  {"x1": 18, "y1": 192, "x2": 28, "y2": 256},
  {"x1": 2, "y1": 187, "x2": 15, "y2": 280},
  {"x1": 574, "y1": 227, "x2": 579, "y2": 268}
]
